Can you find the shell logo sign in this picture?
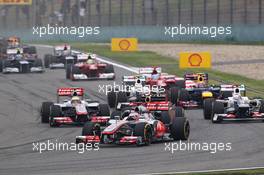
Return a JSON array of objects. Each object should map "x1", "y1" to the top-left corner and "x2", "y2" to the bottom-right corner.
[
  {"x1": 179, "y1": 52, "x2": 211, "y2": 68},
  {"x1": 0, "y1": 0, "x2": 32, "y2": 5},
  {"x1": 111, "y1": 38, "x2": 138, "y2": 51}
]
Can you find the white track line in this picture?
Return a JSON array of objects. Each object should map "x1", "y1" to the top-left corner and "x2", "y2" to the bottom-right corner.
[
  {"x1": 34, "y1": 44, "x2": 138, "y2": 73},
  {"x1": 136, "y1": 166, "x2": 264, "y2": 175},
  {"x1": 35, "y1": 44, "x2": 264, "y2": 175}
]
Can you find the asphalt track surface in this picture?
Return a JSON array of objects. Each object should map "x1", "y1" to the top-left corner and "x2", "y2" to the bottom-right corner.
[{"x1": 0, "y1": 46, "x2": 264, "y2": 175}]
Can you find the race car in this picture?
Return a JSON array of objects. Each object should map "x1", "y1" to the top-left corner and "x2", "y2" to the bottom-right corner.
[
  {"x1": 0, "y1": 47, "x2": 44, "y2": 73},
  {"x1": 0, "y1": 36, "x2": 8, "y2": 58},
  {"x1": 107, "y1": 81, "x2": 175, "y2": 109},
  {"x1": 106, "y1": 67, "x2": 183, "y2": 108},
  {"x1": 66, "y1": 54, "x2": 115, "y2": 80},
  {"x1": 141, "y1": 67, "x2": 185, "y2": 89},
  {"x1": 203, "y1": 87, "x2": 264, "y2": 123},
  {"x1": 171, "y1": 73, "x2": 245, "y2": 108},
  {"x1": 40, "y1": 87, "x2": 111, "y2": 127},
  {"x1": 44, "y1": 44, "x2": 78, "y2": 69},
  {"x1": 76, "y1": 104, "x2": 190, "y2": 146}
]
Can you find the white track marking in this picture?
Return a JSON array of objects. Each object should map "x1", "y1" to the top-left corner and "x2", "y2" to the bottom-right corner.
[
  {"x1": 135, "y1": 166, "x2": 264, "y2": 175},
  {"x1": 34, "y1": 44, "x2": 138, "y2": 73}
]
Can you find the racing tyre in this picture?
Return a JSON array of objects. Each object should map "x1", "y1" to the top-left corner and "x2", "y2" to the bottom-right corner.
[
  {"x1": 2, "y1": 60, "x2": 9, "y2": 73},
  {"x1": 203, "y1": 98, "x2": 215, "y2": 120},
  {"x1": 105, "y1": 64, "x2": 115, "y2": 80},
  {"x1": 179, "y1": 89, "x2": 190, "y2": 101},
  {"x1": 66, "y1": 64, "x2": 72, "y2": 79},
  {"x1": 169, "y1": 87, "x2": 179, "y2": 104},
  {"x1": 175, "y1": 80, "x2": 186, "y2": 89},
  {"x1": 0, "y1": 60, "x2": 2, "y2": 72},
  {"x1": 82, "y1": 122, "x2": 101, "y2": 136},
  {"x1": 211, "y1": 101, "x2": 224, "y2": 123},
  {"x1": 259, "y1": 100, "x2": 264, "y2": 113},
  {"x1": 49, "y1": 105, "x2": 61, "y2": 127},
  {"x1": 160, "y1": 111, "x2": 171, "y2": 124},
  {"x1": 115, "y1": 91, "x2": 128, "y2": 108},
  {"x1": 34, "y1": 59, "x2": 43, "y2": 67},
  {"x1": 259, "y1": 100, "x2": 264, "y2": 122},
  {"x1": 107, "y1": 90, "x2": 116, "y2": 108},
  {"x1": 70, "y1": 65, "x2": 81, "y2": 81},
  {"x1": 175, "y1": 106, "x2": 185, "y2": 118},
  {"x1": 98, "y1": 104, "x2": 110, "y2": 116},
  {"x1": 41, "y1": 102, "x2": 53, "y2": 123},
  {"x1": 27, "y1": 46, "x2": 37, "y2": 54},
  {"x1": 104, "y1": 64, "x2": 114, "y2": 73},
  {"x1": 44, "y1": 54, "x2": 52, "y2": 68},
  {"x1": 134, "y1": 122, "x2": 152, "y2": 146},
  {"x1": 170, "y1": 117, "x2": 190, "y2": 140}
]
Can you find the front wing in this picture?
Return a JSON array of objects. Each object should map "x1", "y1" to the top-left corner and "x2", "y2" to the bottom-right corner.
[
  {"x1": 72, "y1": 73, "x2": 115, "y2": 80},
  {"x1": 212, "y1": 112, "x2": 264, "y2": 122}
]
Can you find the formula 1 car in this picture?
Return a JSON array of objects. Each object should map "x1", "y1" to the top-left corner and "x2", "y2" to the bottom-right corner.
[
  {"x1": 0, "y1": 36, "x2": 8, "y2": 58},
  {"x1": 40, "y1": 87, "x2": 111, "y2": 127},
  {"x1": 141, "y1": 67, "x2": 185, "y2": 89},
  {"x1": 203, "y1": 87, "x2": 264, "y2": 123},
  {"x1": 76, "y1": 104, "x2": 190, "y2": 146},
  {"x1": 106, "y1": 67, "x2": 184, "y2": 108},
  {"x1": 171, "y1": 73, "x2": 246, "y2": 108},
  {"x1": 107, "y1": 81, "x2": 172, "y2": 109},
  {"x1": 66, "y1": 53, "x2": 115, "y2": 80},
  {"x1": 44, "y1": 44, "x2": 78, "y2": 69},
  {"x1": 0, "y1": 47, "x2": 44, "y2": 73}
]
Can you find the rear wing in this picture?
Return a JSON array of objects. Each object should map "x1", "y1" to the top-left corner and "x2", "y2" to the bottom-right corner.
[
  {"x1": 122, "y1": 75, "x2": 146, "y2": 84},
  {"x1": 116, "y1": 101, "x2": 170, "y2": 111},
  {"x1": 77, "y1": 53, "x2": 89, "y2": 61},
  {"x1": 184, "y1": 73, "x2": 208, "y2": 81},
  {"x1": 220, "y1": 84, "x2": 246, "y2": 92},
  {"x1": 57, "y1": 87, "x2": 84, "y2": 96},
  {"x1": 138, "y1": 67, "x2": 162, "y2": 75},
  {"x1": 6, "y1": 48, "x2": 23, "y2": 54},
  {"x1": 54, "y1": 44, "x2": 71, "y2": 51}
]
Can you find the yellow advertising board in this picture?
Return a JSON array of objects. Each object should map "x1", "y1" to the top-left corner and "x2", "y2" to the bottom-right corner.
[
  {"x1": 111, "y1": 38, "x2": 138, "y2": 51},
  {"x1": 0, "y1": 0, "x2": 32, "y2": 5},
  {"x1": 179, "y1": 52, "x2": 211, "y2": 69}
]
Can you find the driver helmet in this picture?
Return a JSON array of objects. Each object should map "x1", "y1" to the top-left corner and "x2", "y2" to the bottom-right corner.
[
  {"x1": 233, "y1": 88, "x2": 241, "y2": 101},
  {"x1": 86, "y1": 56, "x2": 94, "y2": 64},
  {"x1": 151, "y1": 73, "x2": 160, "y2": 80},
  {"x1": 128, "y1": 112, "x2": 140, "y2": 121},
  {"x1": 71, "y1": 96, "x2": 81, "y2": 104}
]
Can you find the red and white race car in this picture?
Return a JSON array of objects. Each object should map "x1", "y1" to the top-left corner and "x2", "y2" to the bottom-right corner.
[
  {"x1": 40, "y1": 87, "x2": 111, "y2": 127},
  {"x1": 76, "y1": 102, "x2": 190, "y2": 146},
  {"x1": 66, "y1": 54, "x2": 115, "y2": 80},
  {"x1": 139, "y1": 67, "x2": 185, "y2": 89}
]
